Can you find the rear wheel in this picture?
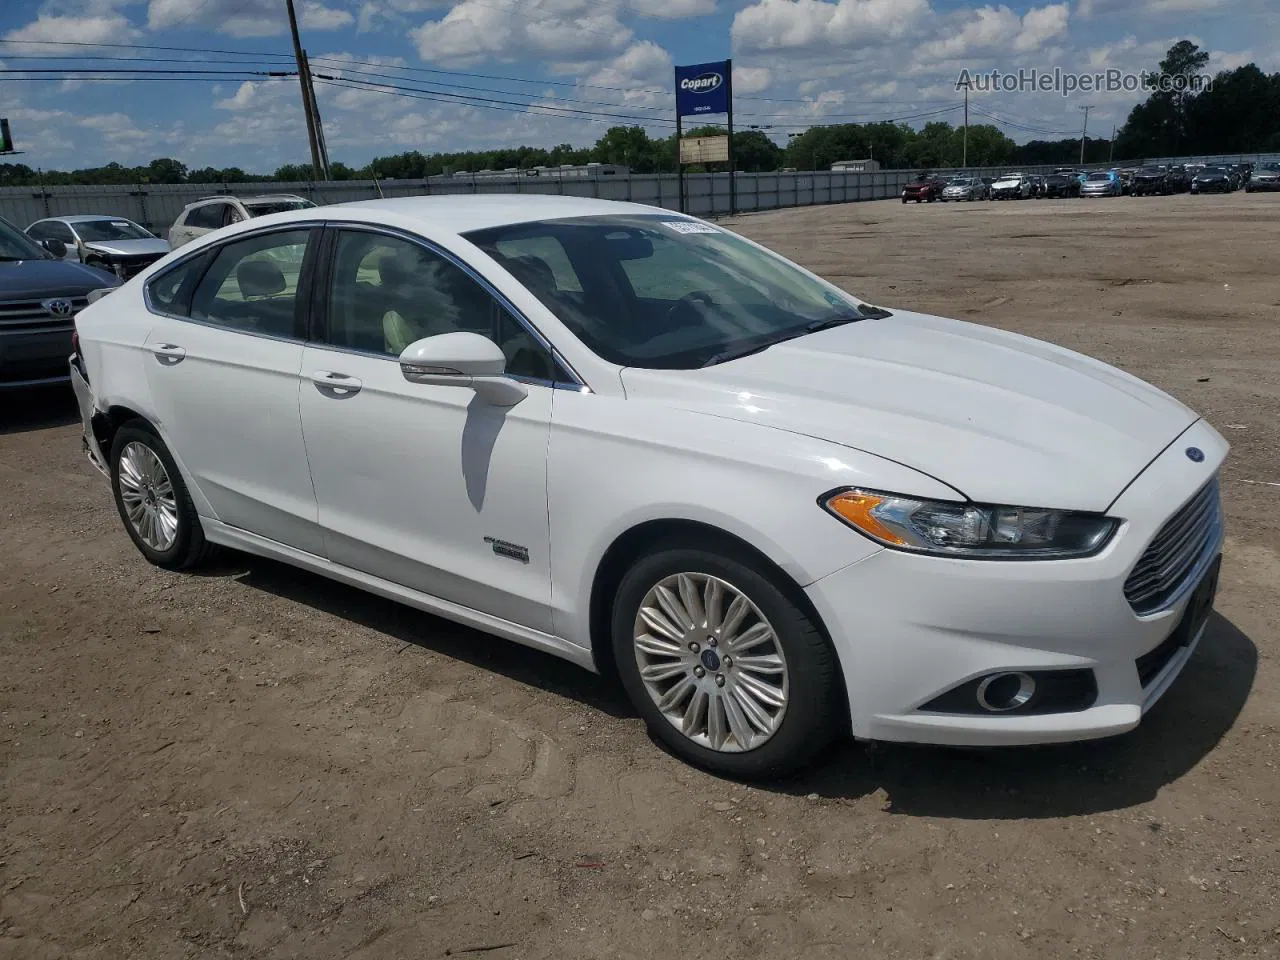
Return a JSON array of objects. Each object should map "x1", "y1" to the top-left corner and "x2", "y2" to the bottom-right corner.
[
  {"x1": 612, "y1": 545, "x2": 842, "y2": 779},
  {"x1": 110, "y1": 423, "x2": 217, "y2": 570}
]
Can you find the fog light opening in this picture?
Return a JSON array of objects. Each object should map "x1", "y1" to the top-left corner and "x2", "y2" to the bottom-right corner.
[{"x1": 976, "y1": 672, "x2": 1037, "y2": 712}]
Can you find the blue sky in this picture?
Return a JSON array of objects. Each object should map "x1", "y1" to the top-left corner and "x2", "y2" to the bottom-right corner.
[{"x1": 1, "y1": 0, "x2": 1275, "y2": 172}]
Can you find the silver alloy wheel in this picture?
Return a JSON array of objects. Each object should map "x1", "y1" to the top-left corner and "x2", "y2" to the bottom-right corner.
[
  {"x1": 632, "y1": 572, "x2": 789, "y2": 753},
  {"x1": 117, "y1": 441, "x2": 179, "y2": 552}
]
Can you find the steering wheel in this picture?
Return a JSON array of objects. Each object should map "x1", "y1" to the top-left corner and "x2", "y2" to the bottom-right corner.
[{"x1": 667, "y1": 290, "x2": 717, "y2": 323}]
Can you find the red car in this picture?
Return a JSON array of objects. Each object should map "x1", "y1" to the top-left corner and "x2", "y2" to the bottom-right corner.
[{"x1": 902, "y1": 175, "x2": 946, "y2": 203}]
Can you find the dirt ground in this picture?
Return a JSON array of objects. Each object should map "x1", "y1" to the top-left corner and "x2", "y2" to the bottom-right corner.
[{"x1": 2, "y1": 192, "x2": 1278, "y2": 960}]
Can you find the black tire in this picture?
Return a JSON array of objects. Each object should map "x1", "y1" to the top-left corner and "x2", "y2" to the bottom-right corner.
[
  {"x1": 109, "y1": 421, "x2": 218, "y2": 570},
  {"x1": 611, "y1": 543, "x2": 842, "y2": 780}
]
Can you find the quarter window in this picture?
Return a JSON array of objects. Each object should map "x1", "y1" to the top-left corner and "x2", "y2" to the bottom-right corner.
[
  {"x1": 324, "y1": 229, "x2": 566, "y2": 382},
  {"x1": 188, "y1": 229, "x2": 311, "y2": 337},
  {"x1": 146, "y1": 254, "x2": 209, "y2": 316}
]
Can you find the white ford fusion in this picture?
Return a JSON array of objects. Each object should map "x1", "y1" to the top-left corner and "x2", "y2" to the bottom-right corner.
[{"x1": 71, "y1": 196, "x2": 1226, "y2": 778}]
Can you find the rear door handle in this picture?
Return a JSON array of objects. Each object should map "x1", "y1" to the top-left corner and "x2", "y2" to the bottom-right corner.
[
  {"x1": 311, "y1": 370, "x2": 363, "y2": 398},
  {"x1": 152, "y1": 343, "x2": 186, "y2": 365}
]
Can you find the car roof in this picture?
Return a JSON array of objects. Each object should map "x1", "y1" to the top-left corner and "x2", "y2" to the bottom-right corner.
[
  {"x1": 34, "y1": 215, "x2": 139, "y2": 224},
  {"x1": 185, "y1": 194, "x2": 309, "y2": 207},
  {"x1": 304, "y1": 195, "x2": 682, "y2": 235}
]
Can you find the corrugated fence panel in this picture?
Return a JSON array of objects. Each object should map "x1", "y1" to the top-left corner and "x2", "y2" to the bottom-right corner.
[{"x1": 14, "y1": 153, "x2": 1270, "y2": 229}]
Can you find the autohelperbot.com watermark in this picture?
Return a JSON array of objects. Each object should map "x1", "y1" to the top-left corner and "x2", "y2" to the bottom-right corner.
[{"x1": 955, "y1": 67, "x2": 1214, "y2": 98}]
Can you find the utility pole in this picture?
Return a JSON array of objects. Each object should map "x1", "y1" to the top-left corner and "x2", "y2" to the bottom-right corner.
[
  {"x1": 286, "y1": 0, "x2": 326, "y2": 181},
  {"x1": 962, "y1": 80, "x2": 969, "y2": 168},
  {"x1": 1078, "y1": 104, "x2": 1094, "y2": 166},
  {"x1": 302, "y1": 52, "x2": 330, "y2": 178},
  {"x1": 1108, "y1": 125, "x2": 1116, "y2": 164}
]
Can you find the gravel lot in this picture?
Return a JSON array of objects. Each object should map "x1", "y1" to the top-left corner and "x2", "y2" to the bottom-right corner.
[{"x1": 2, "y1": 192, "x2": 1278, "y2": 960}]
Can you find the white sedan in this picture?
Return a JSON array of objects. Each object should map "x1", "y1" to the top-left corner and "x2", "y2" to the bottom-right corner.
[{"x1": 70, "y1": 196, "x2": 1226, "y2": 778}]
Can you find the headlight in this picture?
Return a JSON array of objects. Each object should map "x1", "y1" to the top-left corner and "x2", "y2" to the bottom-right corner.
[{"x1": 821, "y1": 488, "x2": 1117, "y2": 560}]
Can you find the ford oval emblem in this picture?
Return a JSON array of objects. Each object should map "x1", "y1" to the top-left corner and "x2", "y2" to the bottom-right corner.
[{"x1": 1186, "y1": 447, "x2": 1205, "y2": 463}]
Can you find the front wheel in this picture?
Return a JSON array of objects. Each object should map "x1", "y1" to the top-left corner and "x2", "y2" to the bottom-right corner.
[
  {"x1": 612, "y1": 545, "x2": 842, "y2": 779},
  {"x1": 110, "y1": 423, "x2": 217, "y2": 570}
]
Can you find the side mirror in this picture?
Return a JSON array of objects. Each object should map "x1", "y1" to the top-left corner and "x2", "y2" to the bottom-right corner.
[
  {"x1": 40, "y1": 238, "x2": 68, "y2": 258},
  {"x1": 399, "y1": 332, "x2": 528, "y2": 407}
]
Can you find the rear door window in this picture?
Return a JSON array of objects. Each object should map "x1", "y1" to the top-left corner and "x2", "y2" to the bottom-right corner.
[{"x1": 188, "y1": 229, "x2": 312, "y2": 338}]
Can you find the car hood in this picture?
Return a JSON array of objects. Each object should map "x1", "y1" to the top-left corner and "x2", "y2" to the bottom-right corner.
[
  {"x1": 620, "y1": 311, "x2": 1198, "y2": 513},
  {"x1": 82, "y1": 238, "x2": 171, "y2": 257},
  {"x1": 0, "y1": 258, "x2": 120, "y2": 299}
]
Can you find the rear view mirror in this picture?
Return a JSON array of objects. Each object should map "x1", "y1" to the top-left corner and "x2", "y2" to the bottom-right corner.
[
  {"x1": 399, "y1": 332, "x2": 528, "y2": 407},
  {"x1": 40, "y1": 238, "x2": 68, "y2": 258}
]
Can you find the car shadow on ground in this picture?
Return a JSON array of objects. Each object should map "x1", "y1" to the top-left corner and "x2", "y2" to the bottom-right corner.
[
  {"x1": 219, "y1": 550, "x2": 1256, "y2": 819},
  {"x1": 782, "y1": 612, "x2": 1257, "y2": 818},
  {"x1": 216, "y1": 553, "x2": 637, "y2": 721},
  {"x1": 0, "y1": 386, "x2": 79, "y2": 436}
]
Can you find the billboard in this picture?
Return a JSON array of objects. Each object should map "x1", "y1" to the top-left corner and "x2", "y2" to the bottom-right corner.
[
  {"x1": 675, "y1": 60, "x2": 730, "y2": 118},
  {"x1": 679, "y1": 135, "x2": 730, "y2": 165}
]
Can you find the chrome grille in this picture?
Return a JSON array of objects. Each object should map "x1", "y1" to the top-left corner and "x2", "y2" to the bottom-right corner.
[
  {"x1": 1124, "y1": 478, "x2": 1221, "y2": 615},
  {"x1": 0, "y1": 297, "x2": 88, "y2": 334}
]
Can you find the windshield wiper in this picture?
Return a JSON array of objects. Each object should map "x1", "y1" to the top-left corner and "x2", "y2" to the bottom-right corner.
[
  {"x1": 0, "y1": 255, "x2": 29, "y2": 262},
  {"x1": 700, "y1": 304, "x2": 894, "y2": 368}
]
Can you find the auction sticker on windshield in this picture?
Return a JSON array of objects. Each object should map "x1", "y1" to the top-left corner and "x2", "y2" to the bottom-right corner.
[{"x1": 662, "y1": 221, "x2": 720, "y2": 235}]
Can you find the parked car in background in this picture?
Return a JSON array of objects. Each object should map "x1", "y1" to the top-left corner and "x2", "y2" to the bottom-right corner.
[
  {"x1": 169, "y1": 194, "x2": 317, "y2": 248},
  {"x1": 1042, "y1": 171, "x2": 1082, "y2": 198},
  {"x1": 1190, "y1": 166, "x2": 1235, "y2": 194},
  {"x1": 901, "y1": 175, "x2": 946, "y2": 203},
  {"x1": 989, "y1": 173, "x2": 1031, "y2": 200},
  {"x1": 1235, "y1": 162, "x2": 1254, "y2": 185},
  {"x1": 1114, "y1": 167, "x2": 1139, "y2": 194},
  {"x1": 1027, "y1": 175, "x2": 1047, "y2": 198},
  {"x1": 1131, "y1": 165, "x2": 1172, "y2": 196},
  {"x1": 70, "y1": 195, "x2": 1228, "y2": 778},
  {"x1": 1167, "y1": 166, "x2": 1192, "y2": 193},
  {"x1": 941, "y1": 177, "x2": 989, "y2": 201},
  {"x1": 1081, "y1": 171, "x2": 1123, "y2": 197},
  {"x1": 1244, "y1": 161, "x2": 1280, "y2": 192},
  {"x1": 0, "y1": 215, "x2": 118, "y2": 389},
  {"x1": 26, "y1": 216, "x2": 170, "y2": 281}
]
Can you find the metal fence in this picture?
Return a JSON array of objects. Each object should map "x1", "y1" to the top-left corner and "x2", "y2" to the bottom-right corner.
[
  {"x1": 0, "y1": 170, "x2": 919, "y2": 234},
  {"x1": 3, "y1": 150, "x2": 1276, "y2": 233}
]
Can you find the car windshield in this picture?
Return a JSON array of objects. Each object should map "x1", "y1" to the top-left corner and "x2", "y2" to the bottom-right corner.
[
  {"x1": 1200, "y1": 167, "x2": 1227, "y2": 175},
  {"x1": 465, "y1": 214, "x2": 875, "y2": 370},
  {"x1": 1261, "y1": 163, "x2": 1280, "y2": 172},
  {"x1": 948, "y1": 179, "x2": 973, "y2": 186},
  {"x1": 74, "y1": 219, "x2": 153, "y2": 242},
  {"x1": 1140, "y1": 166, "x2": 1166, "y2": 174},
  {"x1": 245, "y1": 199, "x2": 315, "y2": 216},
  {"x1": 0, "y1": 218, "x2": 49, "y2": 261},
  {"x1": 1087, "y1": 173, "x2": 1112, "y2": 181}
]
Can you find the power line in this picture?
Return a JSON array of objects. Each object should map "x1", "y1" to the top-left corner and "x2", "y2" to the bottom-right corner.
[
  {"x1": 0, "y1": 67, "x2": 295, "y2": 76},
  {"x1": 313, "y1": 76, "x2": 679, "y2": 126},
  {"x1": 0, "y1": 38, "x2": 294, "y2": 59}
]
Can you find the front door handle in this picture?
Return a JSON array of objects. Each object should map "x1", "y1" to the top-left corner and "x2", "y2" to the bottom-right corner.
[
  {"x1": 311, "y1": 370, "x2": 363, "y2": 398},
  {"x1": 152, "y1": 343, "x2": 186, "y2": 365}
]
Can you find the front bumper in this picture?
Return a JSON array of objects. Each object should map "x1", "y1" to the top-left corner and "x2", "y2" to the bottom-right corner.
[
  {"x1": 0, "y1": 327, "x2": 73, "y2": 388},
  {"x1": 1247, "y1": 179, "x2": 1280, "y2": 191},
  {"x1": 805, "y1": 418, "x2": 1228, "y2": 746}
]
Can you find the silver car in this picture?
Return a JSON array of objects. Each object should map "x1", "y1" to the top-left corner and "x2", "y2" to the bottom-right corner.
[
  {"x1": 1080, "y1": 172, "x2": 1122, "y2": 198},
  {"x1": 941, "y1": 177, "x2": 989, "y2": 201},
  {"x1": 26, "y1": 216, "x2": 170, "y2": 280}
]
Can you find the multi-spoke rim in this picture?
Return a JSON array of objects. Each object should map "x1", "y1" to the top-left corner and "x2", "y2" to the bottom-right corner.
[
  {"x1": 632, "y1": 572, "x2": 789, "y2": 753},
  {"x1": 117, "y1": 441, "x2": 179, "y2": 552}
]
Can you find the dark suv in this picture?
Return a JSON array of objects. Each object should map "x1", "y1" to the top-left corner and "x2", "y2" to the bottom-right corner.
[{"x1": 0, "y1": 216, "x2": 119, "y2": 389}]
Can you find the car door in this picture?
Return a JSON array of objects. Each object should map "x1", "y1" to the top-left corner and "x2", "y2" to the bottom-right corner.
[
  {"x1": 297, "y1": 225, "x2": 564, "y2": 632},
  {"x1": 143, "y1": 225, "x2": 325, "y2": 555}
]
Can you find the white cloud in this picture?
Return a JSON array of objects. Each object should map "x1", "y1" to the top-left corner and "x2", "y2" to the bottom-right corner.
[
  {"x1": 915, "y1": 4, "x2": 1070, "y2": 63},
  {"x1": 146, "y1": 0, "x2": 351, "y2": 37},
  {"x1": 2, "y1": 13, "x2": 140, "y2": 51},
  {"x1": 732, "y1": 0, "x2": 928, "y2": 54},
  {"x1": 734, "y1": 66, "x2": 772, "y2": 94},
  {"x1": 629, "y1": 0, "x2": 716, "y2": 18},
  {"x1": 412, "y1": 0, "x2": 632, "y2": 66}
]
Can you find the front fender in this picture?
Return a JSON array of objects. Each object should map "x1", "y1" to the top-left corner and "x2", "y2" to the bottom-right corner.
[{"x1": 547, "y1": 390, "x2": 959, "y2": 650}]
